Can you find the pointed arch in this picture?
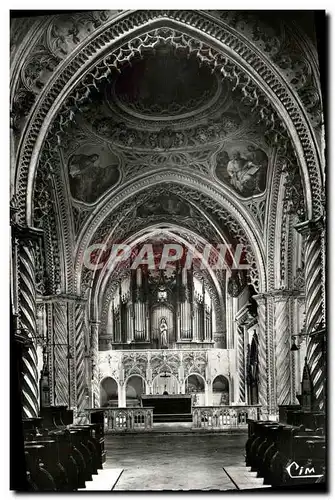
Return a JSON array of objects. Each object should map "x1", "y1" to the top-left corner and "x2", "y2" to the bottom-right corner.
[{"x1": 13, "y1": 10, "x2": 322, "y2": 233}]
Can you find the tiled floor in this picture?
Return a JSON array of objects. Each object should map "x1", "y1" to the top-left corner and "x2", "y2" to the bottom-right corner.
[{"x1": 105, "y1": 431, "x2": 255, "y2": 490}]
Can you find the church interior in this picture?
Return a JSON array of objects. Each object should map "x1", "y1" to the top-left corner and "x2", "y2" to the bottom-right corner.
[{"x1": 10, "y1": 10, "x2": 326, "y2": 491}]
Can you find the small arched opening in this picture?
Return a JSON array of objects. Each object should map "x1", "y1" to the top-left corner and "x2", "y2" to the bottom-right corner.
[
  {"x1": 186, "y1": 374, "x2": 205, "y2": 406},
  {"x1": 212, "y1": 375, "x2": 230, "y2": 405},
  {"x1": 100, "y1": 377, "x2": 118, "y2": 407},
  {"x1": 126, "y1": 375, "x2": 145, "y2": 407},
  {"x1": 152, "y1": 372, "x2": 178, "y2": 395}
]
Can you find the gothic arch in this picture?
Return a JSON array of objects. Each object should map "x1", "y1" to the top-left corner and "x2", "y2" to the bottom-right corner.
[
  {"x1": 13, "y1": 10, "x2": 323, "y2": 232},
  {"x1": 91, "y1": 224, "x2": 226, "y2": 324},
  {"x1": 99, "y1": 375, "x2": 119, "y2": 406},
  {"x1": 10, "y1": 11, "x2": 326, "y2": 422},
  {"x1": 75, "y1": 176, "x2": 267, "y2": 295}
]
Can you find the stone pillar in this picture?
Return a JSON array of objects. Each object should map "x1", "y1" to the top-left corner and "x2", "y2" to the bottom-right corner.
[
  {"x1": 205, "y1": 379, "x2": 212, "y2": 406},
  {"x1": 90, "y1": 321, "x2": 100, "y2": 408},
  {"x1": 17, "y1": 234, "x2": 40, "y2": 418},
  {"x1": 296, "y1": 220, "x2": 325, "y2": 410},
  {"x1": 236, "y1": 322, "x2": 247, "y2": 404},
  {"x1": 74, "y1": 301, "x2": 88, "y2": 411},
  {"x1": 273, "y1": 291, "x2": 292, "y2": 406},
  {"x1": 119, "y1": 381, "x2": 126, "y2": 407},
  {"x1": 253, "y1": 294, "x2": 269, "y2": 419},
  {"x1": 146, "y1": 353, "x2": 152, "y2": 395},
  {"x1": 52, "y1": 301, "x2": 70, "y2": 406}
]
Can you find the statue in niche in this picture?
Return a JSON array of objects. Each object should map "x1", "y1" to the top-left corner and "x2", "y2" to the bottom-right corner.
[
  {"x1": 160, "y1": 317, "x2": 168, "y2": 348},
  {"x1": 68, "y1": 152, "x2": 120, "y2": 204},
  {"x1": 216, "y1": 146, "x2": 268, "y2": 197}
]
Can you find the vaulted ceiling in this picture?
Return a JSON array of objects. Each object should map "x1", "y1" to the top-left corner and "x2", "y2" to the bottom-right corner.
[{"x1": 10, "y1": 10, "x2": 324, "y2": 318}]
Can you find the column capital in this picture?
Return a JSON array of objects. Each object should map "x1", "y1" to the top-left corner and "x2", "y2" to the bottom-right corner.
[
  {"x1": 12, "y1": 222, "x2": 43, "y2": 242},
  {"x1": 235, "y1": 304, "x2": 256, "y2": 326},
  {"x1": 252, "y1": 293, "x2": 269, "y2": 305},
  {"x1": 295, "y1": 217, "x2": 324, "y2": 236},
  {"x1": 270, "y1": 289, "x2": 297, "y2": 302},
  {"x1": 254, "y1": 290, "x2": 298, "y2": 304},
  {"x1": 41, "y1": 294, "x2": 86, "y2": 304}
]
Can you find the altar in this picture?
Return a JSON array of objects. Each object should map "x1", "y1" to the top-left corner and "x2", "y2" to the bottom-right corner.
[{"x1": 141, "y1": 394, "x2": 192, "y2": 422}]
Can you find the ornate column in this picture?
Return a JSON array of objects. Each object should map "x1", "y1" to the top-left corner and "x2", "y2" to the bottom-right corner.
[
  {"x1": 273, "y1": 291, "x2": 293, "y2": 406},
  {"x1": 90, "y1": 321, "x2": 100, "y2": 408},
  {"x1": 253, "y1": 294, "x2": 269, "y2": 419},
  {"x1": 146, "y1": 352, "x2": 152, "y2": 395},
  {"x1": 52, "y1": 300, "x2": 70, "y2": 406},
  {"x1": 119, "y1": 364, "x2": 125, "y2": 407},
  {"x1": 74, "y1": 300, "x2": 88, "y2": 412},
  {"x1": 19, "y1": 240, "x2": 39, "y2": 418},
  {"x1": 295, "y1": 219, "x2": 325, "y2": 410},
  {"x1": 205, "y1": 379, "x2": 212, "y2": 406},
  {"x1": 236, "y1": 322, "x2": 247, "y2": 404},
  {"x1": 119, "y1": 381, "x2": 126, "y2": 407},
  {"x1": 14, "y1": 224, "x2": 43, "y2": 419}
]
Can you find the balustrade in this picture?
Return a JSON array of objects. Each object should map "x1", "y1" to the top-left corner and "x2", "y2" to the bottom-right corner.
[
  {"x1": 192, "y1": 406, "x2": 261, "y2": 429},
  {"x1": 101, "y1": 407, "x2": 154, "y2": 432}
]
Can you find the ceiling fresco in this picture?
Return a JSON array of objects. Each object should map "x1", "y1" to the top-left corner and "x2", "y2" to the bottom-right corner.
[
  {"x1": 59, "y1": 40, "x2": 271, "y2": 206},
  {"x1": 135, "y1": 194, "x2": 193, "y2": 218},
  {"x1": 215, "y1": 143, "x2": 268, "y2": 197},
  {"x1": 66, "y1": 143, "x2": 121, "y2": 204}
]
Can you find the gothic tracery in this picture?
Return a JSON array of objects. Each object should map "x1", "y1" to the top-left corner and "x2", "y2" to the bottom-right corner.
[{"x1": 11, "y1": 10, "x2": 325, "y2": 428}]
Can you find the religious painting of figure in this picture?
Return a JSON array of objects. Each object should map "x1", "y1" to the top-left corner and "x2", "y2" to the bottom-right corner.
[
  {"x1": 215, "y1": 145, "x2": 268, "y2": 197},
  {"x1": 68, "y1": 149, "x2": 120, "y2": 203},
  {"x1": 136, "y1": 194, "x2": 191, "y2": 217}
]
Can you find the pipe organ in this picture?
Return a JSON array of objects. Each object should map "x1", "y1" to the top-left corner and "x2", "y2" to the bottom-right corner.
[{"x1": 107, "y1": 266, "x2": 214, "y2": 348}]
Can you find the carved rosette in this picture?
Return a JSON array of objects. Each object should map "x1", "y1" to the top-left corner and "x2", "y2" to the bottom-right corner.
[
  {"x1": 90, "y1": 321, "x2": 100, "y2": 408},
  {"x1": 75, "y1": 302, "x2": 87, "y2": 410},
  {"x1": 18, "y1": 239, "x2": 40, "y2": 418},
  {"x1": 296, "y1": 220, "x2": 325, "y2": 410},
  {"x1": 274, "y1": 293, "x2": 291, "y2": 405},
  {"x1": 253, "y1": 295, "x2": 268, "y2": 417},
  {"x1": 53, "y1": 301, "x2": 69, "y2": 406}
]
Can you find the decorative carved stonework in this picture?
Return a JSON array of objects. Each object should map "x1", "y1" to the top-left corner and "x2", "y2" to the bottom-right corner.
[
  {"x1": 10, "y1": 11, "x2": 325, "y2": 432},
  {"x1": 13, "y1": 11, "x2": 326, "y2": 230}
]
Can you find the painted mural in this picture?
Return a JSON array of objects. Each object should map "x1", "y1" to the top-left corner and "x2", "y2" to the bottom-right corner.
[
  {"x1": 67, "y1": 145, "x2": 120, "y2": 204},
  {"x1": 136, "y1": 194, "x2": 192, "y2": 218},
  {"x1": 215, "y1": 144, "x2": 268, "y2": 197}
]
